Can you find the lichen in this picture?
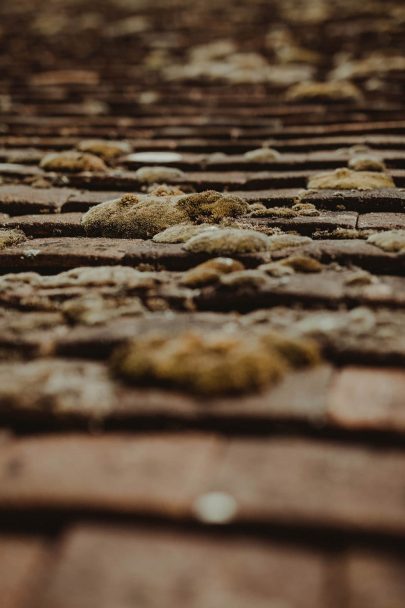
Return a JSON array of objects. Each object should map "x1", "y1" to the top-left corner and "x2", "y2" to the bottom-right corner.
[
  {"x1": 307, "y1": 168, "x2": 394, "y2": 190},
  {"x1": 243, "y1": 147, "x2": 280, "y2": 161},
  {"x1": 134, "y1": 166, "x2": 185, "y2": 184},
  {"x1": 81, "y1": 193, "x2": 188, "y2": 239},
  {"x1": 40, "y1": 151, "x2": 107, "y2": 173},
  {"x1": 367, "y1": 230, "x2": 405, "y2": 253},
  {"x1": 111, "y1": 328, "x2": 320, "y2": 395},
  {"x1": 286, "y1": 80, "x2": 363, "y2": 103},
  {"x1": 0, "y1": 229, "x2": 26, "y2": 250},
  {"x1": 267, "y1": 234, "x2": 312, "y2": 251},
  {"x1": 76, "y1": 139, "x2": 132, "y2": 161},
  {"x1": 183, "y1": 228, "x2": 270, "y2": 255},
  {"x1": 180, "y1": 258, "x2": 244, "y2": 287},
  {"x1": 176, "y1": 190, "x2": 249, "y2": 223},
  {"x1": 152, "y1": 223, "x2": 217, "y2": 244}
]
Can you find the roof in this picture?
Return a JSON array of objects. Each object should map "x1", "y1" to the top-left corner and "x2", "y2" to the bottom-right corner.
[{"x1": 0, "y1": 0, "x2": 404, "y2": 606}]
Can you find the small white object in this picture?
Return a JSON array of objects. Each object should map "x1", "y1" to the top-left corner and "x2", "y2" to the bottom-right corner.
[
  {"x1": 128, "y1": 151, "x2": 182, "y2": 163},
  {"x1": 193, "y1": 491, "x2": 237, "y2": 524}
]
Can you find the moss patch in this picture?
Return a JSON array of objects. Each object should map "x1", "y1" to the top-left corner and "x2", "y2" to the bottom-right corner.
[
  {"x1": 183, "y1": 227, "x2": 270, "y2": 255},
  {"x1": 0, "y1": 229, "x2": 26, "y2": 250},
  {"x1": 308, "y1": 168, "x2": 394, "y2": 190},
  {"x1": 40, "y1": 151, "x2": 107, "y2": 173},
  {"x1": 180, "y1": 257, "x2": 244, "y2": 286},
  {"x1": 76, "y1": 139, "x2": 132, "y2": 161},
  {"x1": 111, "y1": 328, "x2": 320, "y2": 395},
  {"x1": 367, "y1": 230, "x2": 405, "y2": 253},
  {"x1": 286, "y1": 80, "x2": 362, "y2": 102},
  {"x1": 135, "y1": 166, "x2": 185, "y2": 184},
  {"x1": 244, "y1": 147, "x2": 280, "y2": 161},
  {"x1": 177, "y1": 190, "x2": 249, "y2": 223}
]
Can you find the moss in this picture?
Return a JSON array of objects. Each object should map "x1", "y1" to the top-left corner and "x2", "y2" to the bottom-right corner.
[
  {"x1": 280, "y1": 255, "x2": 324, "y2": 273},
  {"x1": 307, "y1": 168, "x2": 394, "y2": 190},
  {"x1": 367, "y1": 230, "x2": 405, "y2": 253},
  {"x1": 183, "y1": 228, "x2": 269, "y2": 255},
  {"x1": 62, "y1": 293, "x2": 145, "y2": 325},
  {"x1": 76, "y1": 139, "x2": 132, "y2": 161},
  {"x1": 291, "y1": 202, "x2": 320, "y2": 216},
  {"x1": 40, "y1": 151, "x2": 107, "y2": 173},
  {"x1": 153, "y1": 223, "x2": 217, "y2": 244},
  {"x1": 147, "y1": 184, "x2": 186, "y2": 196},
  {"x1": 81, "y1": 193, "x2": 188, "y2": 239},
  {"x1": 220, "y1": 269, "x2": 269, "y2": 288},
  {"x1": 177, "y1": 190, "x2": 249, "y2": 223},
  {"x1": 259, "y1": 261, "x2": 295, "y2": 277},
  {"x1": 134, "y1": 166, "x2": 185, "y2": 184},
  {"x1": 243, "y1": 147, "x2": 280, "y2": 161},
  {"x1": 180, "y1": 257, "x2": 244, "y2": 287},
  {"x1": 348, "y1": 155, "x2": 386, "y2": 172},
  {"x1": 49, "y1": 265, "x2": 158, "y2": 289},
  {"x1": 251, "y1": 206, "x2": 297, "y2": 218},
  {"x1": 344, "y1": 270, "x2": 375, "y2": 286},
  {"x1": 267, "y1": 234, "x2": 312, "y2": 251},
  {"x1": 0, "y1": 229, "x2": 26, "y2": 250},
  {"x1": 111, "y1": 328, "x2": 320, "y2": 395},
  {"x1": 286, "y1": 80, "x2": 363, "y2": 103}
]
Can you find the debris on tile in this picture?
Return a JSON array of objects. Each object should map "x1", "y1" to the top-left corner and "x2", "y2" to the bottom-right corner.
[
  {"x1": 40, "y1": 151, "x2": 107, "y2": 173},
  {"x1": 177, "y1": 190, "x2": 249, "y2": 223},
  {"x1": 286, "y1": 80, "x2": 363, "y2": 102},
  {"x1": 307, "y1": 168, "x2": 395, "y2": 190},
  {"x1": 0, "y1": 228, "x2": 26, "y2": 249},
  {"x1": 243, "y1": 147, "x2": 280, "y2": 161},
  {"x1": 183, "y1": 228, "x2": 270, "y2": 255},
  {"x1": 153, "y1": 223, "x2": 217, "y2": 244},
  {"x1": 134, "y1": 166, "x2": 185, "y2": 184},
  {"x1": 76, "y1": 139, "x2": 132, "y2": 161},
  {"x1": 111, "y1": 328, "x2": 319, "y2": 395},
  {"x1": 180, "y1": 258, "x2": 244, "y2": 286},
  {"x1": 367, "y1": 230, "x2": 405, "y2": 253}
]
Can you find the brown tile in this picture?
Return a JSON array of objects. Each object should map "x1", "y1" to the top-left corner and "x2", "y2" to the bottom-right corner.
[
  {"x1": 0, "y1": 185, "x2": 76, "y2": 214},
  {"x1": 346, "y1": 551, "x2": 405, "y2": 608}
]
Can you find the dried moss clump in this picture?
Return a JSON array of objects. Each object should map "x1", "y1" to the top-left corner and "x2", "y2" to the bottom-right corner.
[
  {"x1": 0, "y1": 229, "x2": 26, "y2": 250},
  {"x1": 307, "y1": 168, "x2": 394, "y2": 190},
  {"x1": 152, "y1": 223, "x2": 217, "y2": 244},
  {"x1": 243, "y1": 147, "x2": 280, "y2": 162},
  {"x1": 40, "y1": 151, "x2": 107, "y2": 173},
  {"x1": 62, "y1": 294, "x2": 145, "y2": 325},
  {"x1": 135, "y1": 166, "x2": 185, "y2": 184},
  {"x1": 180, "y1": 258, "x2": 244, "y2": 287},
  {"x1": 280, "y1": 255, "x2": 324, "y2": 273},
  {"x1": 367, "y1": 230, "x2": 405, "y2": 253},
  {"x1": 111, "y1": 329, "x2": 320, "y2": 395},
  {"x1": 177, "y1": 190, "x2": 249, "y2": 223},
  {"x1": 76, "y1": 139, "x2": 132, "y2": 161},
  {"x1": 291, "y1": 202, "x2": 320, "y2": 216},
  {"x1": 220, "y1": 269, "x2": 269, "y2": 288},
  {"x1": 183, "y1": 228, "x2": 269, "y2": 255},
  {"x1": 148, "y1": 184, "x2": 186, "y2": 196},
  {"x1": 286, "y1": 81, "x2": 363, "y2": 103},
  {"x1": 82, "y1": 193, "x2": 188, "y2": 239}
]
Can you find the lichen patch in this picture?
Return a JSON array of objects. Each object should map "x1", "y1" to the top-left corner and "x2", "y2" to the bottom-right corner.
[
  {"x1": 307, "y1": 168, "x2": 394, "y2": 190},
  {"x1": 40, "y1": 151, "x2": 107, "y2": 173},
  {"x1": 111, "y1": 328, "x2": 320, "y2": 395}
]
